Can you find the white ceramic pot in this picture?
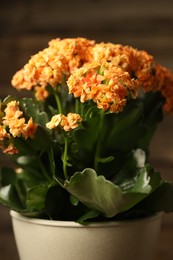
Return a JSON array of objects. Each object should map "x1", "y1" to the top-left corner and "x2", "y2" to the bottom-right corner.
[{"x1": 10, "y1": 210, "x2": 162, "y2": 260}]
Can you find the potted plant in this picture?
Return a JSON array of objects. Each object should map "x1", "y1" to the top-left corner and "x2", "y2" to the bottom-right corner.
[{"x1": 0, "y1": 37, "x2": 173, "y2": 260}]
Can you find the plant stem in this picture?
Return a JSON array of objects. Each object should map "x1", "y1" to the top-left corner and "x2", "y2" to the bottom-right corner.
[
  {"x1": 48, "y1": 146, "x2": 55, "y2": 179},
  {"x1": 75, "y1": 98, "x2": 80, "y2": 114},
  {"x1": 94, "y1": 111, "x2": 104, "y2": 172},
  {"x1": 38, "y1": 159, "x2": 52, "y2": 182},
  {"x1": 63, "y1": 136, "x2": 68, "y2": 180},
  {"x1": 15, "y1": 182, "x2": 26, "y2": 208},
  {"x1": 54, "y1": 93, "x2": 63, "y2": 114}
]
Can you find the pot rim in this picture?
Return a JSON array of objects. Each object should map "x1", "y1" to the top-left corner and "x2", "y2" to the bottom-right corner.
[{"x1": 10, "y1": 210, "x2": 163, "y2": 228}]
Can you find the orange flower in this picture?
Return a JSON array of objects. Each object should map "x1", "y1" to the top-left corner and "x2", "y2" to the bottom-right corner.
[
  {"x1": 61, "y1": 113, "x2": 82, "y2": 131},
  {"x1": 22, "y1": 118, "x2": 38, "y2": 139},
  {"x1": 157, "y1": 66, "x2": 173, "y2": 113},
  {"x1": 46, "y1": 114, "x2": 62, "y2": 129},
  {"x1": 3, "y1": 143, "x2": 19, "y2": 155},
  {"x1": 34, "y1": 85, "x2": 49, "y2": 101},
  {"x1": 0, "y1": 124, "x2": 17, "y2": 155},
  {"x1": 7, "y1": 118, "x2": 26, "y2": 137},
  {"x1": 10, "y1": 38, "x2": 173, "y2": 113},
  {"x1": 68, "y1": 62, "x2": 137, "y2": 113},
  {"x1": 11, "y1": 38, "x2": 95, "y2": 100},
  {"x1": 3, "y1": 100, "x2": 23, "y2": 120},
  {"x1": 11, "y1": 49, "x2": 69, "y2": 95},
  {"x1": 2, "y1": 101, "x2": 37, "y2": 139},
  {"x1": 3, "y1": 101, "x2": 25, "y2": 137},
  {"x1": 0, "y1": 125, "x2": 10, "y2": 140},
  {"x1": 48, "y1": 37, "x2": 95, "y2": 72},
  {"x1": 46, "y1": 113, "x2": 82, "y2": 131},
  {"x1": 11, "y1": 69, "x2": 34, "y2": 91}
]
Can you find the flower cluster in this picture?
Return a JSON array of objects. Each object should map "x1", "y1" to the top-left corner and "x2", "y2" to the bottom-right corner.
[
  {"x1": 11, "y1": 38, "x2": 95, "y2": 101},
  {"x1": 12, "y1": 38, "x2": 173, "y2": 113},
  {"x1": 46, "y1": 113, "x2": 82, "y2": 131},
  {"x1": 68, "y1": 61, "x2": 137, "y2": 112},
  {"x1": 0, "y1": 100, "x2": 37, "y2": 154},
  {"x1": 1, "y1": 37, "x2": 173, "y2": 223}
]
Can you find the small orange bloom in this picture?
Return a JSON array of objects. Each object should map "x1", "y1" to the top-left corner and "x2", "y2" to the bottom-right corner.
[
  {"x1": 23, "y1": 118, "x2": 38, "y2": 139},
  {"x1": 0, "y1": 125, "x2": 10, "y2": 140},
  {"x1": 7, "y1": 118, "x2": 26, "y2": 137},
  {"x1": 46, "y1": 114, "x2": 62, "y2": 129},
  {"x1": 67, "y1": 62, "x2": 136, "y2": 113},
  {"x1": 10, "y1": 38, "x2": 173, "y2": 113},
  {"x1": 61, "y1": 113, "x2": 82, "y2": 131},
  {"x1": 46, "y1": 113, "x2": 82, "y2": 131},
  {"x1": 3, "y1": 143, "x2": 19, "y2": 155},
  {"x1": 2, "y1": 101, "x2": 37, "y2": 139},
  {"x1": 34, "y1": 85, "x2": 49, "y2": 101},
  {"x1": 3, "y1": 100, "x2": 23, "y2": 120},
  {"x1": 11, "y1": 38, "x2": 95, "y2": 101}
]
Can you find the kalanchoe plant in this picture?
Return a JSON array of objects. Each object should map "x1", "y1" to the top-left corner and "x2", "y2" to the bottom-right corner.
[{"x1": 0, "y1": 37, "x2": 173, "y2": 223}]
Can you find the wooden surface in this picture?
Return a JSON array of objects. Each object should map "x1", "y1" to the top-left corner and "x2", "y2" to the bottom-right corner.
[{"x1": 0, "y1": 0, "x2": 173, "y2": 259}]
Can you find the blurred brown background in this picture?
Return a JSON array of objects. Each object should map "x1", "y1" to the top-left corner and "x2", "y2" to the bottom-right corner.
[{"x1": 0, "y1": 0, "x2": 173, "y2": 259}]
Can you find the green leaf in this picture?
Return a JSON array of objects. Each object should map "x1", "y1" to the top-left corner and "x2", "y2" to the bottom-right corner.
[
  {"x1": 130, "y1": 172, "x2": 151, "y2": 193},
  {"x1": 64, "y1": 168, "x2": 124, "y2": 217},
  {"x1": 0, "y1": 185, "x2": 25, "y2": 210},
  {"x1": 20, "y1": 98, "x2": 49, "y2": 126},
  {"x1": 64, "y1": 166, "x2": 163, "y2": 218},
  {"x1": 104, "y1": 103, "x2": 146, "y2": 152},
  {"x1": 48, "y1": 146, "x2": 56, "y2": 178},
  {"x1": 28, "y1": 125, "x2": 51, "y2": 151},
  {"x1": 45, "y1": 185, "x2": 69, "y2": 220},
  {"x1": 26, "y1": 185, "x2": 48, "y2": 211},
  {"x1": 0, "y1": 167, "x2": 27, "y2": 210},
  {"x1": 13, "y1": 138, "x2": 35, "y2": 155},
  {"x1": 77, "y1": 209, "x2": 100, "y2": 224},
  {"x1": 138, "y1": 92, "x2": 164, "y2": 149},
  {"x1": 70, "y1": 194, "x2": 79, "y2": 206},
  {"x1": 45, "y1": 185, "x2": 87, "y2": 220},
  {"x1": 113, "y1": 149, "x2": 146, "y2": 189},
  {"x1": 0, "y1": 167, "x2": 17, "y2": 186},
  {"x1": 3, "y1": 95, "x2": 16, "y2": 105},
  {"x1": 13, "y1": 126, "x2": 51, "y2": 156},
  {"x1": 97, "y1": 156, "x2": 114, "y2": 163},
  {"x1": 121, "y1": 164, "x2": 163, "y2": 212},
  {"x1": 141, "y1": 181, "x2": 173, "y2": 212},
  {"x1": 74, "y1": 116, "x2": 100, "y2": 151}
]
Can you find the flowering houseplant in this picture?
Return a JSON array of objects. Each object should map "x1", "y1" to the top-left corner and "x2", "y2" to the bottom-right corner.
[{"x1": 0, "y1": 37, "x2": 173, "y2": 224}]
